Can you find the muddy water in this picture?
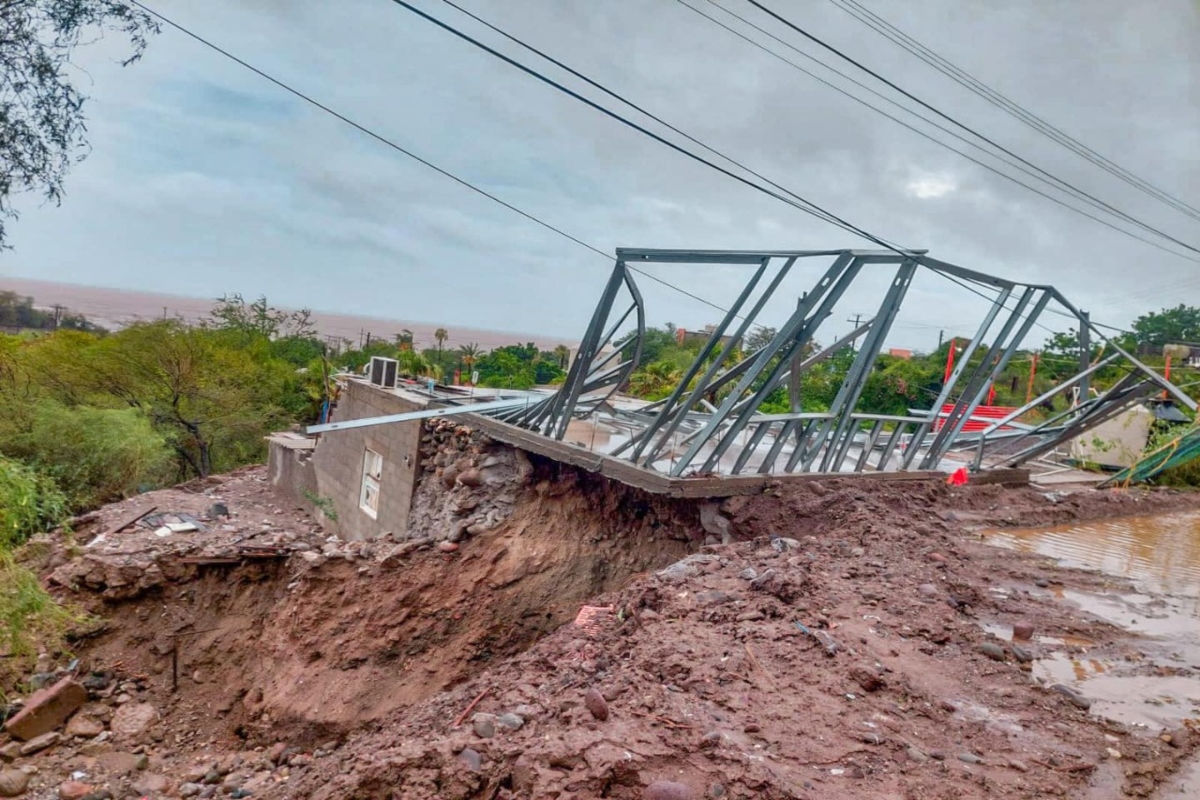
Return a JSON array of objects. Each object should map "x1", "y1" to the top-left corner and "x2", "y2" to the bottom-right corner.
[{"x1": 985, "y1": 512, "x2": 1200, "y2": 735}]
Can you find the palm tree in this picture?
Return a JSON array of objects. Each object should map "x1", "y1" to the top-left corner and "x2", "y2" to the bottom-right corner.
[
  {"x1": 434, "y1": 327, "x2": 449, "y2": 376},
  {"x1": 553, "y1": 344, "x2": 571, "y2": 370},
  {"x1": 398, "y1": 349, "x2": 437, "y2": 379},
  {"x1": 395, "y1": 329, "x2": 414, "y2": 351},
  {"x1": 458, "y1": 342, "x2": 482, "y2": 383}
]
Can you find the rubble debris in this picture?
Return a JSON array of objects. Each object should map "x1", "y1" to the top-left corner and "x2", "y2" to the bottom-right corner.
[{"x1": 3, "y1": 678, "x2": 87, "y2": 741}]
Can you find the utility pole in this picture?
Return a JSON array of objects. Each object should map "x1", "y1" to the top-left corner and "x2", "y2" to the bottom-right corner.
[
  {"x1": 51, "y1": 304, "x2": 65, "y2": 330},
  {"x1": 846, "y1": 313, "x2": 864, "y2": 352},
  {"x1": 1078, "y1": 312, "x2": 1090, "y2": 404},
  {"x1": 938, "y1": 329, "x2": 945, "y2": 350}
]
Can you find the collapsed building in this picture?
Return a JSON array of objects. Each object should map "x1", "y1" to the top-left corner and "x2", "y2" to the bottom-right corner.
[{"x1": 269, "y1": 248, "x2": 1195, "y2": 540}]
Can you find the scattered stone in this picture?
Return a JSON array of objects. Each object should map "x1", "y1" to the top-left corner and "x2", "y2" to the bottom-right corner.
[
  {"x1": 957, "y1": 753, "x2": 984, "y2": 765},
  {"x1": 926, "y1": 552, "x2": 948, "y2": 564},
  {"x1": 267, "y1": 743, "x2": 288, "y2": 765},
  {"x1": 917, "y1": 583, "x2": 939, "y2": 598},
  {"x1": 58, "y1": 781, "x2": 95, "y2": 800},
  {"x1": 471, "y1": 713, "x2": 496, "y2": 739},
  {"x1": 699, "y1": 731, "x2": 722, "y2": 749},
  {"x1": 65, "y1": 714, "x2": 105, "y2": 738},
  {"x1": 3, "y1": 677, "x2": 88, "y2": 741},
  {"x1": 437, "y1": 541, "x2": 459, "y2": 553},
  {"x1": 207, "y1": 503, "x2": 230, "y2": 518},
  {"x1": 1166, "y1": 728, "x2": 1190, "y2": 749},
  {"x1": 457, "y1": 748, "x2": 482, "y2": 772},
  {"x1": 1049, "y1": 684, "x2": 1093, "y2": 710},
  {"x1": 644, "y1": 780, "x2": 695, "y2": 800},
  {"x1": 134, "y1": 753, "x2": 150, "y2": 770},
  {"x1": 1105, "y1": 747, "x2": 1123, "y2": 760},
  {"x1": 907, "y1": 746, "x2": 928, "y2": 763},
  {"x1": 694, "y1": 590, "x2": 731, "y2": 606},
  {"x1": 1011, "y1": 644, "x2": 1034, "y2": 663},
  {"x1": 132, "y1": 773, "x2": 170, "y2": 795},
  {"x1": 80, "y1": 674, "x2": 110, "y2": 691},
  {"x1": 457, "y1": 469, "x2": 483, "y2": 488},
  {"x1": 707, "y1": 782, "x2": 725, "y2": 798},
  {"x1": 738, "y1": 568, "x2": 757, "y2": 581},
  {"x1": 1011, "y1": 620, "x2": 1035, "y2": 640},
  {"x1": 28, "y1": 672, "x2": 57, "y2": 691},
  {"x1": 180, "y1": 784, "x2": 204, "y2": 798},
  {"x1": 979, "y1": 642, "x2": 1006, "y2": 662},
  {"x1": 110, "y1": 702, "x2": 157, "y2": 741},
  {"x1": 1007, "y1": 758, "x2": 1029, "y2": 772},
  {"x1": 0, "y1": 770, "x2": 30, "y2": 798},
  {"x1": 0, "y1": 743, "x2": 20, "y2": 763},
  {"x1": 496, "y1": 713, "x2": 524, "y2": 731},
  {"x1": 584, "y1": 688, "x2": 609, "y2": 721},
  {"x1": 736, "y1": 611, "x2": 764, "y2": 622},
  {"x1": 849, "y1": 664, "x2": 883, "y2": 692},
  {"x1": 80, "y1": 791, "x2": 113, "y2": 800},
  {"x1": 20, "y1": 730, "x2": 61, "y2": 755},
  {"x1": 698, "y1": 503, "x2": 733, "y2": 545}
]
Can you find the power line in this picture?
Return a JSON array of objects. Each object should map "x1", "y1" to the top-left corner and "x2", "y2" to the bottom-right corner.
[
  {"x1": 743, "y1": 0, "x2": 1200, "y2": 258},
  {"x1": 432, "y1": 0, "x2": 912, "y2": 256},
  {"x1": 383, "y1": 0, "x2": 917, "y2": 255},
  {"x1": 827, "y1": 0, "x2": 1200, "y2": 224},
  {"x1": 671, "y1": 0, "x2": 1200, "y2": 264},
  {"x1": 126, "y1": 0, "x2": 741, "y2": 320}
]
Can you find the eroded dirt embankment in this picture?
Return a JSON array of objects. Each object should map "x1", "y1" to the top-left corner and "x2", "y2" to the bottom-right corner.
[{"x1": 6, "y1": 431, "x2": 1200, "y2": 800}]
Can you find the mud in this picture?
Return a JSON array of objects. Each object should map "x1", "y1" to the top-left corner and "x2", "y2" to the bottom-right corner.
[{"x1": 5, "y1": 442, "x2": 1200, "y2": 799}]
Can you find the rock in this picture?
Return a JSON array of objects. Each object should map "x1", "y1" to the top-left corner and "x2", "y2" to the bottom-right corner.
[
  {"x1": 1167, "y1": 728, "x2": 1190, "y2": 749},
  {"x1": 0, "y1": 743, "x2": 19, "y2": 763},
  {"x1": 917, "y1": 583, "x2": 939, "y2": 598},
  {"x1": 584, "y1": 688, "x2": 609, "y2": 721},
  {"x1": 65, "y1": 714, "x2": 105, "y2": 738},
  {"x1": 906, "y1": 745, "x2": 928, "y2": 763},
  {"x1": 134, "y1": 753, "x2": 149, "y2": 770},
  {"x1": 0, "y1": 770, "x2": 30, "y2": 797},
  {"x1": 1011, "y1": 621, "x2": 1035, "y2": 640},
  {"x1": 20, "y1": 730, "x2": 61, "y2": 755},
  {"x1": 707, "y1": 782, "x2": 725, "y2": 798},
  {"x1": 748, "y1": 569, "x2": 777, "y2": 591},
  {"x1": 644, "y1": 780, "x2": 695, "y2": 800},
  {"x1": 1049, "y1": 684, "x2": 1092, "y2": 710},
  {"x1": 738, "y1": 568, "x2": 757, "y2": 581},
  {"x1": 1011, "y1": 644, "x2": 1035, "y2": 663},
  {"x1": 267, "y1": 743, "x2": 288, "y2": 765},
  {"x1": 457, "y1": 469, "x2": 483, "y2": 488},
  {"x1": 437, "y1": 541, "x2": 459, "y2": 553},
  {"x1": 58, "y1": 781, "x2": 95, "y2": 800},
  {"x1": 926, "y1": 552, "x2": 947, "y2": 564},
  {"x1": 694, "y1": 590, "x2": 731, "y2": 606},
  {"x1": 110, "y1": 702, "x2": 157, "y2": 741},
  {"x1": 958, "y1": 753, "x2": 984, "y2": 765},
  {"x1": 849, "y1": 664, "x2": 883, "y2": 692},
  {"x1": 132, "y1": 773, "x2": 170, "y2": 794},
  {"x1": 80, "y1": 791, "x2": 113, "y2": 800},
  {"x1": 698, "y1": 504, "x2": 733, "y2": 544},
  {"x1": 1007, "y1": 758, "x2": 1029, "y2": 772},
  {"x1": 735, "y1": 611, "x2": 764, "y2": 622},
  {"x1": 457, "y1": 748, "x2": 482, "y2": 772},
  {"x1": 28, "y1": 672, "x2": 57, "y2": 691},
  {"x1": 3, "y1": 677, "x2": 88, "y2": 741},
  {"x1": 207, "y1": 503, "x2": 230, "y2": 518},
  {"x1": 81, "y1": 674, "x2": 110, "y2": 693},
  {"x1": 472, "y1": 714, "x2": 496, "y2": 739},
  {"x1": 698, "y1": 731, "x2": 722, "y2": 749},
  {"x1": 204, "y1": 770, "x2": 221, "y2": 785},
  {"x1": 180, "y1": 784, "x2": 204, "y2": 798},
  {"x1": 979, "y1": 642, "x2": 1006, "y2": 662},
  {"x1": 496, "y1": 713, "x2": 524, "y2": 731}
]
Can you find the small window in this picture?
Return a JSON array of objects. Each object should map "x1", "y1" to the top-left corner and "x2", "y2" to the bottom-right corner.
[{"x1": 360, "y1": 449, "x2": 383, "y2": 518}]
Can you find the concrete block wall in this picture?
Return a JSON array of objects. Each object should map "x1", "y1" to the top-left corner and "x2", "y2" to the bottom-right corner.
[{"x1": 307, "y1": 381, "x2": 425, "y2": 541}]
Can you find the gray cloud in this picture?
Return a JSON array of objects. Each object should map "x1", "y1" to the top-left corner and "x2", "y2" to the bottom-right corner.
[{"x1": 2, "y1": 0, "x2": 1197, "y2": 349}]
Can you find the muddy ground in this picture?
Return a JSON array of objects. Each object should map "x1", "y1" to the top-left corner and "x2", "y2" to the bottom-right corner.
[{"x1": 3, "y1": 438, "x2": 1200, "y2": 800}]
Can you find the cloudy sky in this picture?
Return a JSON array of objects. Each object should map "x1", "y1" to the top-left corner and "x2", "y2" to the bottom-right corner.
[{"x1": 3, "y1": 0, "x2": 1198, "y2": 350}]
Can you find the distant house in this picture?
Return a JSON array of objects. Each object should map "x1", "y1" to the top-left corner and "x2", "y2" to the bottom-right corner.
[
  {"x1": 675, "y1": 324, "x2": 742, "y2": 351},
  {"x1": 887, "y1": 348, "x2": 913, "y2": 360}
]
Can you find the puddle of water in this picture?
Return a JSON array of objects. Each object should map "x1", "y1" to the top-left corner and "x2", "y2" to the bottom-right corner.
[
  {"x1": 985, "y1": 510, "x2": 1200, "y2": 600},
  {"x1": 984, "y1": 511, "x2": 1200, "y2": 729}
]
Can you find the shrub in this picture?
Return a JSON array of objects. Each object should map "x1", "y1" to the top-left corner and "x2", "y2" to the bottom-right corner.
[
  {"x1": 0, "y1": 403, "x2": 172, "y2": 511},
  {"x1": 0, "y1": 456, "x2": 67, "y2": 551}
]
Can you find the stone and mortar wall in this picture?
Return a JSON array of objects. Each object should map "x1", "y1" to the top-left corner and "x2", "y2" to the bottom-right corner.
[{"x1": 268, "y1": 380, "x2": 425, "y2": 541}]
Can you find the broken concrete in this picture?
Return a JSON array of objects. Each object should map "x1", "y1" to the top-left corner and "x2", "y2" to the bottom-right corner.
[{"x1": 3, "y1": 677, "x2": 86, "y2": 741}]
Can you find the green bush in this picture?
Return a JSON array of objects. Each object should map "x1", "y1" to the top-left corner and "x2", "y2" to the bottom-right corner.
[
  {"x1": 1, "y1": 403, "x2": 172, "y2": 511},
  {"x1": 0, "y1": 456, "x2": 67, "y2": 551}
]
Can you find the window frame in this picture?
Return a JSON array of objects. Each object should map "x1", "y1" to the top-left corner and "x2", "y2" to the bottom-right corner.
[{"x1": 359, "y1": 448, "x2": 383, "y2": 518}]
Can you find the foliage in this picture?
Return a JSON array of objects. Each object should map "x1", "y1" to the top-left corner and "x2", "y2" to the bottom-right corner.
[
  {"x1": 0, "y1": 456, "x2": 67, "y2": 551},
  {"x1": 0, "y1": 402, "x2": 171, "y2": 510},
  {"x1": 0, "y1": 552, "x2": 82, "y2": 667},
  {"x1": 1129, "y1": 305, "x2": 1200, "y2": 348},
  {"x1": 0, "y1": 291, "x2": 99, "y2": 332},
  {"x1": 0, "y1": 0, "x2": 158, "y2": 248},
  {"x1": 475, "y1": 343, "x2": 566, "y2": 389}
]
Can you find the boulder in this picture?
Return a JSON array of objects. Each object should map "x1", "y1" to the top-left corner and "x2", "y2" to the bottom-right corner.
[{"x1": 3, "y1": 677, "x2": 87, "y2": 741}]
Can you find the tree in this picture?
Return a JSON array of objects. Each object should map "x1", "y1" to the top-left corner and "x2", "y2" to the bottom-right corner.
[
  {"x1": 434, "y1": 327, "x2": 448, "y2": 356},
  {"x1": 458, "y1": 343, "x2": 482, "y2": 380},
  {"x1": 744, "y1": 326, "x2": 777, "y2": 353},
  {"x1": 395, "y1": 329, "x2": 414, "y2": 351},
  {"x1": 1, "y1": 1, "x2": 158, "y2": 248},
  {"x1": 1130, "y1": 305, "x2": 1200, "y2": 348},
  {"x1": 553, "y1": 344, "x2": 571, "y2": 369}
]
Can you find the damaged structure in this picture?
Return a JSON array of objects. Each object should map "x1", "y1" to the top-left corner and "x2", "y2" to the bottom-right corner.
[{"x1": 274, "y1": 247, "x2": 1195, "y2": 539}]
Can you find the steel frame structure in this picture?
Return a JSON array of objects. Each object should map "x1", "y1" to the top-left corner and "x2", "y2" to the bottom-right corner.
[{"x1": 485, "y1": 248, "x2": 1195, "y2": 477}]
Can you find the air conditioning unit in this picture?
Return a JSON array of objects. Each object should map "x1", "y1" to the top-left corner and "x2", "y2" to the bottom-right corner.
[{"x1": 369, "y1": 356, "x2": 398, "y2": 388}]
